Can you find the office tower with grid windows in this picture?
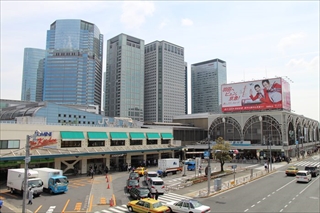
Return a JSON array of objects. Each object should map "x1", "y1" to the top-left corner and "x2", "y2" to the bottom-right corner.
[
  {"x1": 43, "y1": 19, "x2": 103, "y2": 111},
  {"x1": 104, "y1": 34, "x2": 145, "y2": 121},
  {"x1": 191, "y1": 59, "x2": 227, "y2": 114},
  {"x1": 21, "y1": 48, "x2": 46, "y2": 102},
  {"x1": 144, "y1": 41, "x2": 185, "y2": 123}
]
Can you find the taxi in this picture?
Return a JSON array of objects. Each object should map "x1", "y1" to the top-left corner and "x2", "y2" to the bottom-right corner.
[
  {"x1": 134, "y1": 167, "x2": 148, "y2": 176},
  {"x1": 127, "y1": 198, "x2": 170, "y2": 213},
  {"x1": 285, "y1": 166, "x2": 299, "y2": 176}
]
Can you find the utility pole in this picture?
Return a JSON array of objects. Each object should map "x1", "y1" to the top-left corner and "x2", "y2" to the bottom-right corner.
[{"x1": 207, "y1": 134, "x2": 211, "y2": 196}]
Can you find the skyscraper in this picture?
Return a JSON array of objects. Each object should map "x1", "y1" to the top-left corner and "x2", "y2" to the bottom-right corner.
[
  {"x1": 191, "y1": 59, "x2": 227, "y2": 114},
  {"x1": 21, "y1": 48, "x2": 45, "y2": 102},
  {"x1": 43, "y1": 19, "x2": 103, "y2": 110},
  {"x1": 144, "y1": 41, "x2": 185, "y2": 123},
  {"x1": 104, "y1": 34, "x2": 145, "y2": 121}
]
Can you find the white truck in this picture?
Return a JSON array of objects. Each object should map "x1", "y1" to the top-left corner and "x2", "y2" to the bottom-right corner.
[
  {"x1": 157, "y1": 158, "x2": 183, "y2": 177},
  {"x1": 7, "y1": 168, "x2": 43, "y2": 196},
  {"x1": 33, "y1": 168, "x2": 68, "y2": 194}
]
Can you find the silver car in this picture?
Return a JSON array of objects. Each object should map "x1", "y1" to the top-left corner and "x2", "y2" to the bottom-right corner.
[{"x1": 166, "y1": 199, "x2": 211, "y2": 213}]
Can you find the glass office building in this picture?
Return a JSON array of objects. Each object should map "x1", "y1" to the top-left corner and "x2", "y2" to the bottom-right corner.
[
  {"x1": 43, "y1": 19, "x2": 103, "y2": 111},
  {"x1": 191, "y1": 59, "x2": 227, "y2": 114},
  {"x1": 21, "y1": 48, "x2": 46, "y2": 102},
  {"x1": 144, "y1": 41, "x2": 185, "y2": 123},
  {"x1": 104, "y1": 34, "x2": 145, "y2": 121}
]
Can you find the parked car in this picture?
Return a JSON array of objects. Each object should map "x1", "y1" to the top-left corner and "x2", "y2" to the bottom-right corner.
[
  {"x1": 144, "y1": 171, "x2": 158, "y2": 182},
  {"x1": 126, "y1": 179, "x2": 139, "y2": 191},
  {"x1": 296, "y1": 170, "x2": 312, "y2": 183},
  {"x1": 166, "y1": 199, "x2": 211, "y2": 213},
  {"x1": 128, "y1": 187, "x2": 151, "y2": 200},
  {"x1": 285, "y1": 166, "x2": 299, "y2": 176},
  {"x1": 134, "y1": 167, "x2": 148, "y2": 176},
  {"x1": 127, "y1": 198, "x2": 170, "y2": 213},
  {"x1": 304, "y1": 165, "x2": 320, "y2": 177},
  {"x1": 129, "y1": 172, "x2": 140, "y2": 182}
]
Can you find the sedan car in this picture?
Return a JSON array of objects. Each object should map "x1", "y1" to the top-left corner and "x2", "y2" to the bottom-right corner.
[
  {"x1": 128, "y1": 187, "x2": 151, "y2": 200},
  {"x1": 126, "y1": 179, "x2": 139, "y2": 191},
  {"x1": 134, "y1": 167, "x2": 148, "y2": 176},
  {"x1": 285, "y1": 166, "x2": 299, "y2": 176},
  {"x1": 127, "y1": 198, "x2": 170, "y2": 213},
  {"x1": 166, "y1": 199, "x2": 211, "y2": 213},
  {"x1": 144, "y1": 171, "x2": 158, "y2": 182},
  {"x1": 129, "y1": 172, "x2": 140, "y2": 182},
  {"x1": 296, "y1": 170, "x2": 312, "y2": 183},
  {"x1": 304, "y1": 165, "x2": 320, "y2": 177}
]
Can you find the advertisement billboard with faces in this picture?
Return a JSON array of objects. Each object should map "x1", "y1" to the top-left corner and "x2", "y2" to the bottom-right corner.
[{"x1": 221, "y1": 77, "x2": 290, "y2": 112}]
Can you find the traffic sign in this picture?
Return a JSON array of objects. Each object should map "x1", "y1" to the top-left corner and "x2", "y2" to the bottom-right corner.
[
  {"x1": 295, "y1": 140, "x2": 299, "y2": 145},
  {"x1": 25, "y1": 156, "x2": 31, "y2": 163},
  {"x1": 231, "y1": 165, "x2": 237, "y2": 169}
]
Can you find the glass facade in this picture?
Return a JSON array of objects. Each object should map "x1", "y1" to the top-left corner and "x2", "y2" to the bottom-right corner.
[
  {"x1": 21, "y1": 48, "x2": 46, "y2": 101},
  {"x1": 191, "y1": 59, "x2": 227, "y2": 114},
  {"x1": 43, "y1": 19, "x2": 103, "y2": 111},
  {"x1": 105, "y1": 34, "x2": 145, "y2": 121}
]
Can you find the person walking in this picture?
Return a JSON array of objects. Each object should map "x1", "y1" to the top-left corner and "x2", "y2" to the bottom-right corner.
[
  {"x1": 198, "y1": 165, "x2": 202, "y2": 175},
  {"x1": 90, "y1": 168, "x2": 94, "y2": 179},
  {"x1": 28, "y1": 188, "x2": 33, "y2": 205},
  {"x1": 154, "y1": 189, "x2": 159, "y2": 200},
  {"x1": 264, "y1": 162, "x2": 268, "y2": 172},
  {"x1": 128, "y1": 164, "x2": 131, "y2": 173}
]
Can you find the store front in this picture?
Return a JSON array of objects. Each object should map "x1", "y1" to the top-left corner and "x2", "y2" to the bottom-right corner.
[
  {"x1": 110, "y1": 154, "x2": 126, "y2": 171},
  {"x1": 146, "y1": 154, "x2": 159, "y2": 166},
  {"x1": 131, "y1": 154, "x2": 144, "y2": 167}
]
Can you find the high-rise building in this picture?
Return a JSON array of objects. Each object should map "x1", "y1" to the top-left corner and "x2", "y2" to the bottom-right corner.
[
  {"x1": 184, "y1": 62, "x2": 188, "y2": 115},
  {"x1": 191, "y1": 59, "x2": 227, "y2": 114},
  {"x1": 104, "y1": 34, "x2": 145, "y2": 121},
  {"x1": 21, "y1": 48, "x2": 46, "y2": 102},
  {"x1": 43, "y1": 19, "x2": 103, "y2": 111},
  {"x1": 144, "y1": 41, "x2": 185, "y2": 123}
]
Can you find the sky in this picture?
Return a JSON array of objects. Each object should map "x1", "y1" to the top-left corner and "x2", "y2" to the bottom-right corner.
[{"x1": 1, "y1": 1, "x2": 319, "y2": 121}]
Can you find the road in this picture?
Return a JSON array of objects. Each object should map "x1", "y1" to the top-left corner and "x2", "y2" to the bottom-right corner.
[{"x1": 196, "y1": 155, "x2": 320, "y2": 213}]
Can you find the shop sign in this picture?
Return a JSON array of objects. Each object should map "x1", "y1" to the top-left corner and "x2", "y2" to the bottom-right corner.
[
  {"x1": 30, "y1": 137, "x2": 57, "y2": 150},
  {"x1": 111, "y1": 154, "x2": 126, "y2": 158}
]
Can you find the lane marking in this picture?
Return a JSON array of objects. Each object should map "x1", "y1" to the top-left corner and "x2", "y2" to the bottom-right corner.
[
  {"x1": 244, "y1": 209, "x2": 249, "y2": 212},
  {"x1": 88, "y1": 195, "x2": 93, "y2": 212},
  {"x1": 34, "y1": 205, "x2": 42, "y2": 213},
  {"x1": 61, "y1": 199, "x2": 70, "y2": 213},
  {"x1": 74, "y1": 202, "x2": 82, "y2": 211}
]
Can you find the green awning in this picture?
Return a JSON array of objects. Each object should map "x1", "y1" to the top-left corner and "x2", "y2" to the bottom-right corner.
[
  {"x1": 60, "y1": 131, "x2": 85, "y2": 141},
  {"x1": 87, "y1": 132, "x2": 108, "y2": 141},
  {"x1": 146, "y1": 133, "x2": 160, "y2": 139},
  {"x1": 161, "y1": 133, "x2": 174, "y2": 139},
  {"x1": 110, "y1": 132, "x2": 128, "y2": 140},
  {"x1": 129, "y1": 132, "x2": 146, "y2": 140}
]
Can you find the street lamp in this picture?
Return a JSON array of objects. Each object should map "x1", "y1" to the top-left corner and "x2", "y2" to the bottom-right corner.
[
  {"x1": 222, "y1": 117, "x2": 226, "y2": 140},
  {"x1": 297, "y1": 128, "x2": 301, "y2": 159},
  {"x1": 207, "y1": 134, "x2": 211, "y2": 196},
  {"x1": 22, "y1": 130, "x2": 41, "y2": 213}
]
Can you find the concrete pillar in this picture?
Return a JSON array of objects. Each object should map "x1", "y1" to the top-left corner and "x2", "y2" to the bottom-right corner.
[
  {"x1": 106, "y1": 155, "x2": 110, "y2": 168},
  {"x1": 159, "y1": 152, "x2": 161, "y2": 159},
  {"x1": 126, "y1": 154, "x2": 131, "y2": 165},
  {"x1": 55, "y1": 159, "x2": 61, "y2": 169},
  {"x1": 81, "y1": 158, "x2": 87, "y2": 174}
]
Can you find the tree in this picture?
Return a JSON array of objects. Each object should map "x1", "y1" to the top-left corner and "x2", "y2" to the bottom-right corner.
[{"x1": 212, "y1": 137, "x2": 232, "y2": 172}]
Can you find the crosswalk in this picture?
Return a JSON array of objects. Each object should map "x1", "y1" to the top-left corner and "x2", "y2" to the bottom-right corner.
[
  {"x1": 93, "y1": 192, "x2": 191, "y2": 213},
  {"x1": 294, "y1": 161, "x2": 320, "y2": 167}
]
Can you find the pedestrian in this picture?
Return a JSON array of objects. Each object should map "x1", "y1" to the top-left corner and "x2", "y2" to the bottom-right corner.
[
  {"x1": 94, "y1": 164, "x2": 97, "y2": 173},
  {"x1": 90, "y1": 168, "x2": 94, "y2": 179},
  {"x1": 28, "y1": 188, "x2": 33, "y2": 205},
  {"x1": 105, "y1": 166, "x2": 109, "y2": 174},
  {"x1": 198, "y1": 165, "x2": 202, "y2": 175},
  {"x1": 128, "y1": 164, "x2": 131, "y2": 173},
  {"x1": 0, "y1": 198, "x2": 3, "y2": 213},
  {"x1": 264, "y1": 162, "x2": 268, "y2": 171},
  {"x1": 154, "y1": 189, "x2": 159, "y2": 200}
]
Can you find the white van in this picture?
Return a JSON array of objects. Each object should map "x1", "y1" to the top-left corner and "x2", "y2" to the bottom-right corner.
[{"x1": 147, "y1": 177, "x2": 165, "y2": 194}]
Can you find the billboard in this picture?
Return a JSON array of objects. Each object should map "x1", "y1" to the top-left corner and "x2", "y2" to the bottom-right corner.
[{"x1": 221, "y1": 77, "x2": 291, "y2": 112}]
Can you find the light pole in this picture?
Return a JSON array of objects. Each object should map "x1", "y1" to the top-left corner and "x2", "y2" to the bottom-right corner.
[
  {"x1": 207, "y1": 134, "x2": 211, "y2": 196},
  {"x1": 22, "y1": 131, "x2": 40, "y2": 213},
  {"x1": 297, "y1": 128, "x2": 300, "y2": 159},
  {"x1": 269, "y1": 139, "x2": 272, "y2": 172},
  {"x1": 222, "y1": 117, "x2": 226, "y2": 140},
  {"x1": 259, "y1": 116, "x2": 263, "y2": 145}
]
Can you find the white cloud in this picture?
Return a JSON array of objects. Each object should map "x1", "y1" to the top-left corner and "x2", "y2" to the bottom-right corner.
[
  {"x1": 285, "y1": 56, "x2": 319, "y2": 74},
  {"x1": 181, "y1": 18, "x2": 193, "y2": 26},
  {"x1": 159, "y1": 20, "x2": 168, "y2": 29},
  {"x1": 121, "y1": 1, "x2": 155, "y2": 29},
  {"x1": 277, "y1": 32, "x2": 307, "y2": 54}
]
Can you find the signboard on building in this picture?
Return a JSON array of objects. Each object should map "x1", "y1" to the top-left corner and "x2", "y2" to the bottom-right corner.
[
  {"x1": 221, "y1": 77, "x2": 291, "y2": 112},
  {"x1": 30, "y1": 132, "x2": 57, "y2": 150}
]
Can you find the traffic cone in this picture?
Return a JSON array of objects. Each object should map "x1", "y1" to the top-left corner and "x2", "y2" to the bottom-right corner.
[
  {"x1": 107, "y1": 183, "x2": 110, "y2": 189},
  {"x1": 106, "y1": 174, "x2": 108, "y2": 178}
]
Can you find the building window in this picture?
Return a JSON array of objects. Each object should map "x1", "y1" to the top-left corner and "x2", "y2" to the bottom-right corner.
[
  {"x1": 64, "y1": 114, "x2": 66, "y2": 117},
  {"x1": 0, "y1": 140, "x2": 20, "y2": 149},
  {"x1": 147, "y1": 139, "x2": 158, "y2": 145},
  {"x1": 58, "y1": 114, "x2": 61, "y2": 117},
  {"x1": 88, "y1": 141, "x2": 105, "y2": 147},
  {"x1": 110, "y1": 140, "x2": 125, "y2": 146},
  {"x1": 161, "y1": 139, "x2": 170, "y2": 144},
  {"x1": 69, "y1": 115, "x2": 71, "y2": 118},
  {"x1": 61, "y1": 141, "x2": 81, "y2": 148},
  {"x1": 130, "y1": 140, "x2": 142, "y2": 146},
  {"x1": 83, "y1": 116, "x2": 86, "y2": 119}
]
